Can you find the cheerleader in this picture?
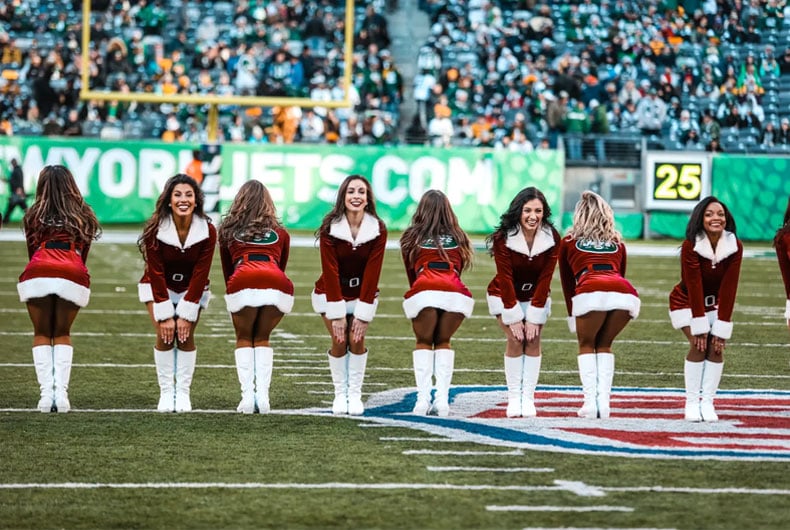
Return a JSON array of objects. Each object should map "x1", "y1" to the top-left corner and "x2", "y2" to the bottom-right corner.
[
  {"x1": 774, "y1": 197, "x2": 790, "y2": 331},
  {"x1": 558, "y1": 191, "x2": 640, "y2": 419},
  {"x1": 486, "y1": 187, "x2": 560, "y2": 418},
  {"x1": 401, "y1": 190, "x2": 475, "y2": 417},
  {"x1": 219, "y1": 180, "x2": 293, "y2": 414},
  {"x1": 312, "y1": 175, "x2": 387, "y2": 415},
  {"x1": 670, "y1": 196, "x2": 742, "y2": 422},
  {"x1": 138, "y1": 174, "x2": 216, "y2": 413},
  {"x1": 18, "y1": 165, "x2": 101, "y2": 412}
]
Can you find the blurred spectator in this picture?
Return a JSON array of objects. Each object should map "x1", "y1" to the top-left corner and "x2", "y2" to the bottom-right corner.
[
  {"x1": 706, "y1": 138, "x2": 725, "y2": 152},
  {"x1": 778, "y1": 118, "x2": 790, "y2": 144},
  {"x1": 299, "y1": 108, "x2": 324, "y2": 142},
  {"x1": 636, "y1": 88, "x2": 667, "y2": 136},
  {"x1": 700, "y1": 110, "x2": 721, "y2": 143},
  {"x1": 759, "y1": 121, "x2": 779, "y2": 147},
  {"x1": 670, "y1": 110, "x2": 700, "y2": 143}
]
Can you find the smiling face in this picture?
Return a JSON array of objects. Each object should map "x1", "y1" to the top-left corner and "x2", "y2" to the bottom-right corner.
[
  {"x1": 344, "y1": 178, "x2": 368, "y2": 214},
  {"x1": 170, "y1": 183, "x2": 196, "y2": 220},
  {"x1": 703, "y1": 201, "x2": 726, "y2": 237},
  {"x1": 520, "y1": 198, "x2": 544, "y2": 235}
]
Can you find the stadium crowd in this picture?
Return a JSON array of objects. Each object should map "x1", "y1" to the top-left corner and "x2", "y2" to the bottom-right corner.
[{"x1": 2, "y1": 0, "x2": 790, "y2": 158}]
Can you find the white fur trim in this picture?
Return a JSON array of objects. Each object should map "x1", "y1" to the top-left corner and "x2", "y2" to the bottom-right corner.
[
  {"x1": 175, "y1": 299, "x2": 201, "y2": 322},
  {"x1": 224, "y1": 289, "x2": 294, "y2": 314},
  {"x1": 17, "y1": 278, "x2": 90, "y2": 307},
  {"x1": 711, "y1": 319, "x2": 733, "y2": 340},
  {"x1": 690, "y1": 316, "x2": 711, "y2": 336},
  {"x1": 138, "y1": 282, "x2": 153, "y2": 302},
  {"x1": 353, "y1": 300, "x2": 378, "y2": 322},
  {"x1": 567, "y1": 316, "x2": 576, "y2": 333},
  {"x1": 693, "y1": 231, "x2": 738, "y2": 265},
  {"x1": 572, "y1": 291, "x2": 640, "y2": 319},
  {"x1": 669, "y1": 308, "x2": 692, "y2": 330},
  {"x1": 500, "y1": 304, "x2": 525, "y2": 326},
  {"x1": 403, "y1": 290, "x2": 475, "y2": 319},
  {"x1": 156, "y1": 215, "x2": 210, "y2": 249},
  {"x1": 324, "y1": 300, "x2": 347, "y2": 320},
  {"x1": 785, "y1": 300, "x2": 790, "y2": 321},
  {"x1": 486, "y1": 294, "x2": 505, "y2": 316},
  {"x1": 526, "y1": 300, "x2": 551, "y2": 325},
  {"x1": 505, "y1": 226, "x2": 555, "y2": 257},
  {"x1": 328, "y1": 213, "x2": 380, "y2": 246},
  {"x1": 152, "y1": 300, "x2": 175, "y2": 321},
  {"x1": 139, "y1": 284, "x2": 210, "y2": 309}
]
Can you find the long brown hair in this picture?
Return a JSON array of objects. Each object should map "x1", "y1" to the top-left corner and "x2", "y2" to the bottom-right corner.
[
  {"x1": 566, "y1": 191, "x2": 621, "y2": 245},
  {"x1": 485, "y1": 186, "x2": 555, "y2": 254},
  {"x1": 399, "y1": 189, "x2": 474, "y2": 270},
  {"x1": 219, "y1": 180, "x2": 282, "y2": 245},
  {"x1": 316, "y1": 174, "x2": 379, "y2": 237},
  {"x1": 137, "y1": 174, "x2": 207, "y2": 257},
  {"x1": 23, "y1": 165, "x2": 101, "y2": 244}
]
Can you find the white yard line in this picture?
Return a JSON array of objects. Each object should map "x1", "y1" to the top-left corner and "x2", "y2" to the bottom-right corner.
[
  {"x1": 487, "y1": 505, "x2": 634, "y2": 512},
  {"x1": 403, "y1": 449, "x2": 525, "y2": 456},
  {"x1": 427, "y1": 466, "x2": 555, "y2": 473}
]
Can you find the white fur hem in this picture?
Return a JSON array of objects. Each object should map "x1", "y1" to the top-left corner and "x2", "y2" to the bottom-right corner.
[
  {"x1": 711, "y1": 319, "x2": 733, "y2": 340},
  {"x1": 139, "y1": 283, "x2": 211, "y2": 309},
  {"x1": 669, "y1": 308, "x2": 717, "y2": 335},
  {"x1": 500, "y1": 304, "x2": 525, "y2": 326},
  {"x1": 175, "y1": 299, "x2": 201, "y2": 322},
  {"x1": 567, "y1": 316, "x2": 576, "y2": 333},
  {"x1": 486, "y1": 294, "x2": 505, "y2": 316},
  {"x1": 403, "y1": 290, "x2": 475, "y2": 319},
  {"x1": 18, "y1": 278, "x2": 90, "y2": 307},
  {"x1": 526, "y1": 301, "x2": 550, "y2": 325},
  {"x1": 690, "y1": 316, "x2": 711, "y2": 336},
  {"x1": 353, "y1": 300, "x2": 378, "y2": 322},
  {"x1": 153, "y1": 300, "x2": 175, "y2": 321},
  {"x1": 311, "y1": 291, "x2": 353, "y2": 319},
  {"x1": 224, "y1": 289, "x2": 294, "y2": 314},
  {"x1": 571, "y1": 291, "x2": 640, "y2": 319}
]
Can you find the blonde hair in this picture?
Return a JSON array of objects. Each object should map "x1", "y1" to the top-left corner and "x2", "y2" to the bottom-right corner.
[{"x1": 566, "y1": 191, "x2": 621, "y2": 244}]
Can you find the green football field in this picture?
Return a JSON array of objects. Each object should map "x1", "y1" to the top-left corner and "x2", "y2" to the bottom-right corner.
[{"x1": 1, "y1": 231, "x2": 788, "y2": 530}]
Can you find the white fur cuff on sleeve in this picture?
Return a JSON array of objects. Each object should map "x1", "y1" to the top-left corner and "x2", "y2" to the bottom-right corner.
[
  {"x1": 785, "y1": 300, "x2": 790, "y2": 321},
  {"x1": 501, "y1": 304, "x2": 525, "y2": 326},
  {"x1": 324, "y1": 300, "x2": 347, "y2": 320},
  {"x1": 175, "y1": 299, "x2": 201, "y2": 322},
  {"x1": 711, "y1": 319, "x2": 733, "y2": 340},
  {"x1": 526, "y1": 304, "x2": 548, "y2": 325},
  {"x1": 153, "y1": 300, "x2": 175, "y2": 322},
  {"x1": 567, "y1": 316, "x2": 576, "y2": 334},
  {"x1": 353, "y1": 301, "x2": 377, "y2": 323},
  {"x1": 690, "y1": 316, "x2": 711, "y2": 336}
]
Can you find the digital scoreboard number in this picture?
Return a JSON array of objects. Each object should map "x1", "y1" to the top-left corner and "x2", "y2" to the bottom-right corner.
[{"x1": 644, "y1": 152, "x2": 711, "y2": 212}]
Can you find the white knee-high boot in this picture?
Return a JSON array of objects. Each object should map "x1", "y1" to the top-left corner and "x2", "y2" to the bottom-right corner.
[
  {"x1": 684, "y1": 360, "x2": 704, "y2": 421},
  {"x1": 347, "y1": 351, "x2": 368, "y2": 416},
  {"x1": 522, "y1": 355, "x2": 541, "y2": 417},
  {"x1": 503, "y1": 355, "x2": 523, "y2": 418},
  {"x1": 327, "y1": 352, "x2": 349, "y2": 415},
  {"x1": 700, "y1": 360, "x2": 724, "y2": 422},
  {"x1": 596, "y1": 352, "x2": 615, "y2": 419},
  {"x1": 254, "y1": 346, "x2": 274, "y2": 414},
  {"x1": 154, "y1": 348, "x2": 176, "y2": 412},
  {"x1": 32, "y1": 345, "x2": 55, "y2": 413},
  {"x1": 53, "y1": 344, "x2": 73, "y2": 413},
  {"x1": 174, "y1": 349, "x2": 197, "y2": 412},
  {"x1": 577, "y1": 354, "x2": 598, "y2": 419},
  {"x1": 412, "y1": 349, "x2": 434, "y2": 415},
  {"x1": 234, "y1": 347, "x2": 255, "y2": 414},
  {"x1": 433, "y1": 349, "x2": 455, "y2": 417}
]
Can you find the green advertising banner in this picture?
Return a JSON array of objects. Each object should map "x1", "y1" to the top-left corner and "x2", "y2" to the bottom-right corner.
[
  {"x1": 649, "y1": 154, "x2": 790, "y2": 241},
  {"x1": 0, "y1": 138, "x2": 564, "y2": 234}
]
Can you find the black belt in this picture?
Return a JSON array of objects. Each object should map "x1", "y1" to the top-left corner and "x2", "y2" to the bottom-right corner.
[
  {"x1": 575, "y1": 263, "x2": 614, "y2": 282},
  {"x1": 340, "y1": 276, "x2": 361, "y2": 288},
  {"x1": 417, "y1": 261, "x2": 457, "y2": 275},
  {"x1": 235, "y1": 253, "x2": 270, "y2": 269},
  {"x1": 44, "y1": 241, "x2": 73, "y2": 250}
]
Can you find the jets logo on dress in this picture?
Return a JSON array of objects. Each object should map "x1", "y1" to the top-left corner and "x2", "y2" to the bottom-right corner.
[
  {"x1": 238, "y1": 231, "x2": 279, "y2": 245},
  {"x1": 364, "y1": 385, "x2": 790, "y2": 461},
  {"x1": 421, "y1": 235, "x2": 458, "y2": 249},
  {"x1": 576, "y1": 239, "x2": 618, "y2": 253}
]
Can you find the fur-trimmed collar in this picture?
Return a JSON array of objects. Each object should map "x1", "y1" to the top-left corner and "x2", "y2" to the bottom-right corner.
[
  {"x1": 157, "y1": 215, "x2": 210, "y2": 249},
  {"x1": 506, "y1": 225, "x2": 556, "y2": 257},
  {"x1": 329, "y1": 213, "x2": 380, "y2": 246},
  {"x1": 694, "y1": 230, "x2": 738, "y2": 264}
]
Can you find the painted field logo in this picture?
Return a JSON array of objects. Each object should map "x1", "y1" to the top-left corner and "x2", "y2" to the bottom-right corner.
[{"x1": 365, "y1": 385, "x2": 790, "y2": 462}]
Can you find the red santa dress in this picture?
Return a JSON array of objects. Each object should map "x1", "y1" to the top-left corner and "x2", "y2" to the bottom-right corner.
[
  {"x1": 220, "y1": 228, "x2": 294, "y2": 314},
  {"x1": 18, "y1": 228, "x2": 92, "y2": 307},
  {"x1": 312, "y1": 213, "x2": 387, "y2": 322},
  {"x1": 138, "y1": 215, "x2": 216, "y2": 322},
  {"x1": 776, "y1": 231, "x2": 790, "y2": 323},
  {"x1": 487, "y1": 225, "x2": 560, "y2": 325},
  {"x1": 402, "y1": 235, "x2": 474, "y2": 319},
  {"x1": 669, "y1": 231, "x2": 742, "y2": 339},
  {"x1": 558, "y1": 236, "x2": 640, "y2": 330}
]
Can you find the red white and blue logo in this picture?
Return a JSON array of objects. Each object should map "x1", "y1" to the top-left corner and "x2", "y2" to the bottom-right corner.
[{"x1": 365, "y1": 385, "x2": 790, "y2": 461}]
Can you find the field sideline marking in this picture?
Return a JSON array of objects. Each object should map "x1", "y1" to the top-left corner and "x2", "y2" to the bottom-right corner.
[
  {"x1": 486, "y1": 505, "x2": 634, "y2": 512},
  {"x1": 0, "y1": 481, "x2": 786, "y2": 496},
  {"x1": 427, "y1": 466, "x2": 555, "y2": 473}
]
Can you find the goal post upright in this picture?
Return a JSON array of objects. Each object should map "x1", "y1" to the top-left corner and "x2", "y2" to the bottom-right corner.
[{"x1": 80, "y1": 0, "x2": 356, "y2": 142}]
